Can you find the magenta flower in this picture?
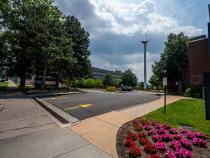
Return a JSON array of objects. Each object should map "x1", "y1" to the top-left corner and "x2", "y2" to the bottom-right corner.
[
  {"x1": 155, "y1": 124, "x2": 163, "y2": 129},
  {"x1": 194, "y1": 132, "x2": 207, "y2": 140},
  {"x1": 148, "y1": 130, "x2": 157, "y2": 136},
  {"x1": 157, "y1": 128, "x2": 167, "y2": 135},
  {"x1": 155, "y1": 142, "x2": 167, "y2": 152},
  {"x1": 152, "y1": 135, "x2": 162, "y2": 142},
  {"x1": 192, "y1": 137, "x2": 208, "y2": 148},
  {"x1": 175, "y1": 148, "x2": 192, "y2": 158},
  {"x1": 165, "y1": 150, "x2": 176, "y2": 158},
  {"x1": 179, "y1": 138, "x2": 192, "y2": 150},
  {"x1": 180, "y1": 129, "x2": 189, "y2": 134},
  {"x1": 174, "y1": 134, "x2": 184, "y2": 140},
  {"x1": 170, "y1": 140, "x2": 182, "y2": 150},
  {"x1": 169, "y1": 128, "x2": 178, "y2": 134},
  {"x1": 162, "y1": 134, "x2": 173, "y2": 142},
  {"x1": 144, "y1": 125, "x2": 152, "y2": 131}
]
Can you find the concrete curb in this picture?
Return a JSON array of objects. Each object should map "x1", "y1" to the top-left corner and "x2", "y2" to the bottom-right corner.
[{"x1": 33, "y1": 98, "x2": 79, "y2": 128}]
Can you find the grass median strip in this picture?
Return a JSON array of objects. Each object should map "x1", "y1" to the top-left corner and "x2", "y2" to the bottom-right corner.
[{"x1": 143, "y1": 99, "x2": 210, "y2": 135}]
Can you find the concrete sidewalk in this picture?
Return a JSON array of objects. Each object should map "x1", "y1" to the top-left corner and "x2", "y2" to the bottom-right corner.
[
  {"x1": 0, "y1": 98, "x2": 112, "y2": 158},
  {"x1": 70, "y1": 95, "x2": 187, "y2": 157}
]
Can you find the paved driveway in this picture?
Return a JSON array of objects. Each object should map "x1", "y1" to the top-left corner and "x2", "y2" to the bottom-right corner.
[{"x1": 46, "y1": 91, "x2": 160, "y2": 120}]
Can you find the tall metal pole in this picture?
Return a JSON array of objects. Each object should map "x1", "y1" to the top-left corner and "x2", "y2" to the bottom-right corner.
[
  {"x1": 141, "y1": 38, "x2": 150, "y2": 90},
  {"x1": 143, "y1": 42, "x2": 147, "y2": 90}
]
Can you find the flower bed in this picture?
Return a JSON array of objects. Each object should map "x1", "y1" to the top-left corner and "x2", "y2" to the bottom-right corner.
[{"x1": 116, "y1": 119, "x2": 210, "y2": 158}]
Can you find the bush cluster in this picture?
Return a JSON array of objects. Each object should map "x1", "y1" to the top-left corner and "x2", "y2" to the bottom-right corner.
[
  {"x1": 184, "y1": 87, "x2": 202, "y2": 98},
  {"x1": 72, "y1": 78, "x2": 103, "y2": 88}
]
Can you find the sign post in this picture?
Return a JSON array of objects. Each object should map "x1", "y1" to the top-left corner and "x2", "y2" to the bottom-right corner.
[
  {"x1": 204, "y1": 72, "x2": 210, "y2": 120},
  {"x1": 163, "y1": 77, "x2": 167, "y2": 114}
]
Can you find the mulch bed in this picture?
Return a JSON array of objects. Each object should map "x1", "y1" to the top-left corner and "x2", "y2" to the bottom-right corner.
[{"x1": 116, "y1": 118, "x2": 210, "y2": 158}]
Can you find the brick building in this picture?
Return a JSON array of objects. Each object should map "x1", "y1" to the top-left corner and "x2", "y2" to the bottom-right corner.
[{"x1": 186, "y1": 35, "x2": 210, "y2": 87}]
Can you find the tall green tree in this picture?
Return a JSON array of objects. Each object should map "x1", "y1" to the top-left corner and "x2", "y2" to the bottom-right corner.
[
  {"x1": 121, "y1": 69, "x2": 137, "y2": 87},
  {"x1": 103, "y1": 73, "x2": 115, "y2": 86},
  {"x1": 64, "y1": 16, "x2": 91, "y2": 79},
  {"x1": 149, "y1": 33, "x2": 188, "y2": 92}
]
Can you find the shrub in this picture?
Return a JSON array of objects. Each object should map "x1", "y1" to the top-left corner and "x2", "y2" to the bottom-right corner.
[
  {"x1": 72, "y1": 78, "x2": 103, "y2": 88},
  {"x1": 103, "y1": 73, "x2": 116, "y2": 86},
  {"x1": 184, "y1": 87, "x2": 202, "y2": 98},
  {"x1": 106, "y1": 86, "x2": 117, "y2": 92}
]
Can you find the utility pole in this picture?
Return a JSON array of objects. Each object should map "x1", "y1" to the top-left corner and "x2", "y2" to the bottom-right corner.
[{"x1": 141, "y1": 36, "x2": 151, "y2": 90}]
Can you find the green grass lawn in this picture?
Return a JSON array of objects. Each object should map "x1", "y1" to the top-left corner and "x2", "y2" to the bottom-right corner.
[
  {"x1": 143, "y1": 99, "x2": 210, "y2": 135},
  {"x1": 0, "y1": 82, "x2": 9, "y2": 91}
]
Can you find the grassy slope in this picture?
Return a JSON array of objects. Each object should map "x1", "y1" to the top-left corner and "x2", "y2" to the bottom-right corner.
[
  {"x1": 143, "y1": 99, "x2": 210, "y2": 135},
  {"x1": 0, "y1": 82, "x2": 9, "y2": 91}
]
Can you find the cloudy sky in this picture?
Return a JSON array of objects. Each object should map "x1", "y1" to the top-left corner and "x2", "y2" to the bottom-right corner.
[{"x1": 55, "y1": 0, "x2": 209, "y2": 81}]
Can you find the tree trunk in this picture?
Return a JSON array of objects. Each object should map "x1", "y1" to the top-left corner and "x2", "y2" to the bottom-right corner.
[
  {"x1": 19, "y1": 67, "x2": 26, "y2": 88},
  {"x1": 41, "y1": 62, "x2": 47, "y2": 90},
  {"x1": 20, "y1": 75, "x2": 26, "y2": 88},
  {"x1": 55, "y1": 71, "x2": 60, "y2": 89}
]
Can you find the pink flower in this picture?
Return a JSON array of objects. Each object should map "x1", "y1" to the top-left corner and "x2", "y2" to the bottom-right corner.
[
  {"x1": 155, "y1": 142, "x2": 167, "y2": 152},
  {"x1": 194, "y1": 132, "x2": 207, "y2": 140},
  {"x1": 169, "y1": 128, "x2": 178, "y2": 134},
  {"x1": 162, "y1": 134, "x2": 173, "y2": 142},
  {"x1": 174, "y1": 134, "x2": 184, "y2": 140},
  {"x1": 148, "y1": 130, "x2": 157, "y2": 136},
  {"x1": 180, "y1": 129, "x2": 189, "y2": 134},
  {"x1": 152, "y1": 135, "x2": 162, "y2": 142},
  {"x1": 179, "y1": 139, "x2": 192, "y2": 150},
  {"x1": 165, "y1": 150, "x2": 176, "y2": 158},
  {"x1": 170, "y1": 140, "x2": 182, "y2": 150},
  {"x1": 157, "y1": 128, "x2": 167, "y2": 135},
  {"x1": 144, "y1": 125, "x2": 152, "y2": 131},
  {"x1": 175, "y1": 148, "x2": 192, "y2": 158},
  {"x1": 192, "y1": 137, "x2": 208, "y2": 148}
]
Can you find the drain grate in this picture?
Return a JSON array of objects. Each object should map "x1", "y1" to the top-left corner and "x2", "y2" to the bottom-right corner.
[{"x1": 34, "y1": 98, "x2": 69, "y2": 124}]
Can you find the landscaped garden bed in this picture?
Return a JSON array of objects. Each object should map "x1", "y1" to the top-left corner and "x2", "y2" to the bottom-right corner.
[{"x1": 116, "y1": 119, "x2": 210, "y2": 158}]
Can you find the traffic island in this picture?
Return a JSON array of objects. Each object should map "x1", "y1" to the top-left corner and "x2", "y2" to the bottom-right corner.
[{"x1": 116, "y1": 118, "x2": 210, "y2": 158}]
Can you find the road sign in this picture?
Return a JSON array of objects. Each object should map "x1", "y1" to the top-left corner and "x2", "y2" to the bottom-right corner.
[{"x1": 163, "y1": 77, "x2": 167, "y2": 86}]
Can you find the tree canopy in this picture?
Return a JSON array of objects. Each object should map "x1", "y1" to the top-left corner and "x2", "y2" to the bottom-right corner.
[
  {"x1": 0, "y1": 0, "x2": 91, "y2": 88},
  {"x1": 121, "y1": 69, "x2": 138, "y2": 87},
  {"x1": 103, "y1": 73, "x2": 116, "y2": 86},
  {"x1": 149, "y1": 33, "x2": 188, "y2": 92}
]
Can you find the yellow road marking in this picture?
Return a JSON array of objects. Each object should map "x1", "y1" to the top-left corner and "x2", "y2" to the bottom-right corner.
[
  {"x1": 79, "y1": 104, "x2": 93, "y2": 108},
  {"x1": 65, "y1": 106, "x2": 79, "y2": 110},
  {"x1": 64, "y1": 103, "x2": 93, "y2": 111}
]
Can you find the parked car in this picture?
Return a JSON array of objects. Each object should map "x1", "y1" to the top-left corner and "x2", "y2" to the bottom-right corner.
[{"x1": 120, "y1": 85, "x2": 132, "y2": 91}]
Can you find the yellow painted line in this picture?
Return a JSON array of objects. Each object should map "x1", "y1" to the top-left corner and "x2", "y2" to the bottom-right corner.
[
  {"x1": 79, "y1": 104, "x2": 93, "y2": 108},
  {"x1": 64, "y1": 103, "x2": 93, "y2": 111},
  {"x1": 65, "y1": 106, "x2": 80, "y2": 110}
]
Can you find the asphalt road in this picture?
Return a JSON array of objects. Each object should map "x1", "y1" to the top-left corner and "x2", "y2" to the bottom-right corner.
[{"x1": 46, "y1": 91, "x2": 160, "y2": 120}]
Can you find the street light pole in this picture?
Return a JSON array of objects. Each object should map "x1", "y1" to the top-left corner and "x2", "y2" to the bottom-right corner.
[{"x1": 141, "y1": 37, "x2": 151, "y2": 90}]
